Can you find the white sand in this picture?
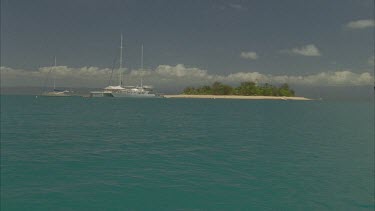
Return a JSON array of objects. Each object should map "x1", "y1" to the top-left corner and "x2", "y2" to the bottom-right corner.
[{"x1": 164, "y1": 95, "x2": 312, "y2": 101}]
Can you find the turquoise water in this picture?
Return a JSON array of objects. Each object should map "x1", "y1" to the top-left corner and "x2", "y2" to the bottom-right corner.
[{"x1": 1, "y1": 96, "x2": 374, "y2": 210}]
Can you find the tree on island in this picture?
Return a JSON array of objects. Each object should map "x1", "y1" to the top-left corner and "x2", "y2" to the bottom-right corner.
[
  {"x1": 183, "y1": 81, "x2": 295, "y2": 97},
  {"x1": 211, "y1": 82, "x2": 233, "y2": 95}
]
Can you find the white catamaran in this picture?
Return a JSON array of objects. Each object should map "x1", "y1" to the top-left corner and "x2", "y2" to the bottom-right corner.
[{"x1": 90, "y1": 35, "x2": 161, "y2": 98}]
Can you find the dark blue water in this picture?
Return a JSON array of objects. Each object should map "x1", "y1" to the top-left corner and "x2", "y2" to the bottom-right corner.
[{"x1": 1, "y1": 96, "x2": 374, "y2": 210}]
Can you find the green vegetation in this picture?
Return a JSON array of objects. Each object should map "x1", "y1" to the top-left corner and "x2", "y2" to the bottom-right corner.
[{"x1": 183, "y1": 81, "x2": 295, "y2": 97}]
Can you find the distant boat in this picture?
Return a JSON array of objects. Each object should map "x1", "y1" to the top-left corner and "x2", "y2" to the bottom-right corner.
[
  {"x1": 42, "y1": 57, "x2": 72, "y2": 97},
  {"x1": 89, "y1": 90, "x2": 114, "y2": 97},
  {"x1": 89, "y1": 35, "x2": 125, "y2": 98},
  {"x1": 90, "y1": 35, "x2": 161, "y2": 98},
  {"x1": 43, "y1": 90, "x2": 71, "y2": 97},
  {"x1": 110, "y1": 43, "x2": 161, "y2": 98},
  {"x1": 111, "y1": 85, "x2": 161, "y2": 98}
]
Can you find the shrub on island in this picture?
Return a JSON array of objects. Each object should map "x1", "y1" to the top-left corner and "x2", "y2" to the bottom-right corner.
[{"x1": 183, "y1": 81, "x2": 295, "y2": 97}]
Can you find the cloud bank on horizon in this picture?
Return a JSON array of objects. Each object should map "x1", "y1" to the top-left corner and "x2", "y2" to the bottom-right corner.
[
  {"x1": 1, "y1": 1, "x2": 373, "y2": 81},
  {"x1": 1, "y1": 65, "x2": 373, "y2": 89}
]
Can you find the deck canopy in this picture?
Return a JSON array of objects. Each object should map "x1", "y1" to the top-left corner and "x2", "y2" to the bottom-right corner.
[{"x1": 104, "y1": 86, "x2": 125, "y2": 90}]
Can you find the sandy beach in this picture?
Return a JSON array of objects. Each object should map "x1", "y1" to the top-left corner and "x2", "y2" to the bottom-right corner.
[{"x1": 164, "y1": 95, "x2": 312, "y2": 100}]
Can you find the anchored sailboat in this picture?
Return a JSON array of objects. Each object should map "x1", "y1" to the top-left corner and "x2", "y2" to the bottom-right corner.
[
  {"x1": 90, "y1": 34, "x2": 125, "y2": 97},
  {"x1": 42, "y1": 57, "x2": 71, "y2": 97},
  {"x1": 90, "y1": 35, "x2": 161, "y2": 98},
  {"x1": 111, "y1": 43, "x2": 160, "y2": 98}
]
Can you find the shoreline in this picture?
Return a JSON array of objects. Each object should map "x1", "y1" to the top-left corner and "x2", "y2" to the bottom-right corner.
[{"x1": 164, "y1": 94, "x2": 312, "y2": 101}]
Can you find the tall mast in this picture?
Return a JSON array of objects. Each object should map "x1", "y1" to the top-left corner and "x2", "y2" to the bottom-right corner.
[
  {"x1": 53, "y1": 56, "x2": 56, "y2": 90},
  {"x1": 141, "y1": 44, "x2": 143, "y2": 70},
  {"x1": 141, "y1": 44, "x2": 143, "y2": 87},
  {"x1": 119, "y1": 34, "x2": 123, "y2": 86}
]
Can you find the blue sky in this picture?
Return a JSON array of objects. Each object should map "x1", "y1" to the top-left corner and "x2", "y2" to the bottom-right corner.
[{"x1": 1, "y1": 0, "x2": 374, "y2": 88}]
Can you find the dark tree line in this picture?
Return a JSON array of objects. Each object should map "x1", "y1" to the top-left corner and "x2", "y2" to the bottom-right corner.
[{"x1": 183, "y1": 82, "x2": 295, "y2": 96}]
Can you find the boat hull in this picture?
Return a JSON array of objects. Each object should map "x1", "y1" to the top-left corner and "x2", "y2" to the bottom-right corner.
[
  {"x1": 90, "y1": 91, "x2": 114, "y2": 97},
  {"x1": 111, "y1": 93, "x2": 161, "y2": 98},
  {"x1": 41, "y1": 92, "x2": 72, "y2": 97}
]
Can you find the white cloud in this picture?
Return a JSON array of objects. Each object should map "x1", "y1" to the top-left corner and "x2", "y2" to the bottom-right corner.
[
  {"x1": 155, "y1": 64, "x2": 209, "y2": 78},
  {"x1": 282, "y1": 71, "x2": 373, "y2": 86},
  {"x1": 1, "y1": 65, "x2": 373, "y2": 88},
  {"x1": 222, "y1": 71, "x2": 373, "y2": 86},
  {"x1": 287, "y1": 44, "x2": 321, "y2": 56},
  {"x1": 1, "y1": 66, "x2": 113, "y2": 87},
  {"x1": 346, "y1": 19, "x2": 375, "y2": 29},
  {"x1": 240, "y1": 51, "x2": 258, "y2": 60}
]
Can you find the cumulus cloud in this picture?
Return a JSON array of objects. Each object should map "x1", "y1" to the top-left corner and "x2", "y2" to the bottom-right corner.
[
  {"x1": 1, "y1": 65, "x2": 373, "y2": 89},
  {"x1": 1, "y1": 66, "x2": 113, "y2": 87},
  {"x1": 285, "y1": 44, "x2": 321, "y2": 56},
  {"x1": 222, "y1": 71, "x2": 373, "y2": 86},
  {"x1": 240, "y1": 51, "x2": 258, "y2": 60},
  {"x1": 346, "y1": 19, "x2": 375, "y2": 29}
]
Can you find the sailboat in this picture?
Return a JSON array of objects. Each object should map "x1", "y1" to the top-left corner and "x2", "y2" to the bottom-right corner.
[
  {"x1": 90, "y1": 34, "x2": 125, "y2": 97},
  {"x1": 90, "y1": 35, "x2": 161, "y2": 98},
  {"x1": 42, "y1": 57, "x2": 71, "y2": 97},
  {"x1": 111, "y1": 43, "x2": 161, "y2": 98}
]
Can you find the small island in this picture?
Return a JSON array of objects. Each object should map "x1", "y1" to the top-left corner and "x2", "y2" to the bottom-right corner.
[{"x1": 164, "y1": 82, "x2": 311, "y2": 100}]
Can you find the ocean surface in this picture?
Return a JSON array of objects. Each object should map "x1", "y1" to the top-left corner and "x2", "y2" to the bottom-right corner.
[{"x1": 1, "y1": 95, "x2": 374, "y2": 210}]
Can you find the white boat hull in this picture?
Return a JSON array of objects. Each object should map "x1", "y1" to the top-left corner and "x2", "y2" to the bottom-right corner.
[
  {"x1": 111, "y1": 92, "x2": 161, "y2": 98},
  {"x1": 42, "y1": 91, "x2": 72, "y2": 97},
  {"x1": 90, "y1": 91, "x2": 114, "y2": 97}
]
